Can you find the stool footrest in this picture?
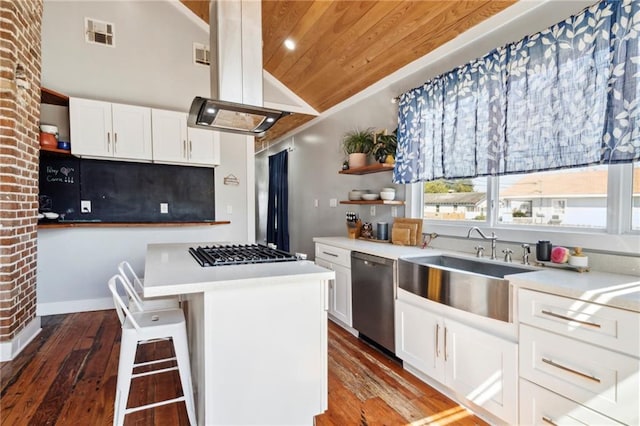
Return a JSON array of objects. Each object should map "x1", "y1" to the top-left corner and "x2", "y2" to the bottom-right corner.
[
  {"x1": 125, "y1": 396, "x2": 186, "y2": 414},
  {"x1": 134, "y1": 356, "x2": 177, "y2": 368},
  {"x1": 132, "y1": 365, "x2": 178, "y2": 379}
]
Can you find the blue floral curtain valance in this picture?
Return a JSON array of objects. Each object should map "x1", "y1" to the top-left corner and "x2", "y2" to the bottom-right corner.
[{"x1": 394, "y1": 0, "x2": 639, "y2": 184}]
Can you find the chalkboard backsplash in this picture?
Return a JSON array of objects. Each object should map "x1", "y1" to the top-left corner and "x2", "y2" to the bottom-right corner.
[{"x1": 39, "y1": 153, "x2": 215, "y2": 223}]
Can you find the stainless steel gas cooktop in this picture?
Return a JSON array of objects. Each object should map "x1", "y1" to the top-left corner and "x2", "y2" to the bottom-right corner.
[{"x1": 188, "y1": 244, "x2": 297, "y2": 267}]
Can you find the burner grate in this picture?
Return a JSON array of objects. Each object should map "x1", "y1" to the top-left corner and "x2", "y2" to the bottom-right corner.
[{"x1": 189, "y1": 244, "x2": 297, "y2": 267}]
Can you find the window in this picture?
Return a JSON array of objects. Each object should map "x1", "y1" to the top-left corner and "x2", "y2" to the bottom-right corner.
[
  {"x1": 497, "y1": 165, "x2": 608, "y2": 229},
  {"x1": 413, "y1": 163, "x2": 637, "y2": 254},
  {"x1": 423, "y1": 178, "x2": 487, "y2": 222}
]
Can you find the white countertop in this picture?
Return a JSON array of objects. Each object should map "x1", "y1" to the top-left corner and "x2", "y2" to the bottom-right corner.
[
  {"x1": 143, "y1": 242, "x2": 335, "y2": 298},
  {"x1": 314, "y1": 236, "x2": 640, "y2": 313}
]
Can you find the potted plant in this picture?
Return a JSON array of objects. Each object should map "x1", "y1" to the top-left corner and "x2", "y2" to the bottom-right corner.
[
  {"x1": 372, "y1": 129, "x2": 397, "y2": 164},
  {"x1": 342, "y1": 128, "x2": 374, "y2": 169}
]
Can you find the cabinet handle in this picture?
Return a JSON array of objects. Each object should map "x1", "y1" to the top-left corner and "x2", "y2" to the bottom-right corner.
[
  {"x1": 435, "y1": 323, "x2": 440, "y2": 357},
  {"x1": 322, "y1": 251, "x2": 338, "y2": 258},
  {"x1": 189, "y1": 140, "x2": 193, "y2": 156},
  {"x1": 541, "y1": 358, "x2": 601, "y2": 383},
  {"x1": 541, "y1": 416, "x2": 558, "y2": 426},
  {"x1": 107, "y1": 132, "x2": 111, "y2": 152},
  {"x1": 540, "y1": 310, "x2": 601, "y2": 328},
  {"x1": 183, "y1": 140, "x2": 187, "y2": 158},
  {"x1": 444, "y1": 327, "x2": 448, "y2": 361},
  {"x1": 114, "y1": 132, "x2": 118, "y2": 153}
]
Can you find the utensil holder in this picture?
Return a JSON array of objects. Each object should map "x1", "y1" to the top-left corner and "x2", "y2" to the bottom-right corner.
[{"x1": 346, "y1": 219, "x2": 362, "y2": 239}]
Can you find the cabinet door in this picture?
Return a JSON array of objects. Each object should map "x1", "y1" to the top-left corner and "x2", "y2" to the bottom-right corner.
[
  {"x1": 395, "y1": 299, "x2": 444, "y2": 382},
  {"x1": 188, "y1": 127, "x2": 220, "y2": 166},
  {"x1": 331, "y1": 263, "x2": 352, "y2": 327},
  {"x1": 445, "y1": 319, "x2": 518, "y2": 424},
  {"x1": 111, "y1": 103, "x2": 152, "y2": 161},
  {"x1": 151, "y1": 109, "x2": 188, "y2": 164},
  {"x1": 69, "y1": 98, "x2": 112, "y2": 157}
]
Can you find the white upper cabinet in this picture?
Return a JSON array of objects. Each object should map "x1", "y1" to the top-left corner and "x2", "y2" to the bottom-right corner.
[
  {"x1": 151, "y1": 108, "x2": 220, "y2": 167},
  {"x1": 70, "y1": 98, "x2": 152, "y2": 161}
]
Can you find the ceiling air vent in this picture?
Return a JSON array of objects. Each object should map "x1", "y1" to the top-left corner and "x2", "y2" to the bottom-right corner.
[
  {"x1": 193, "y1": 43, "x2": 210, "y2": 66},
  {"x1": 85, "y1": 17, "x2": 114, "y2": 47}
]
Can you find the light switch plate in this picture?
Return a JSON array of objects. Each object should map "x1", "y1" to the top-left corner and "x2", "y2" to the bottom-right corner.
[
  {"x1": 81, "y1": 200, "x2": 91, "y2": 213},
  {"x1": 391, "y1": 206, "x2": 398, "y2": 217},
  {"x1": 160, "y1": 203, "x2": 169, "y2": 214},
  {"x1": 370, "y1": 206, "x2": 376, "y2": 216},
  {"x1": 329, "y1": 199, "x2": 337, "y2": 208}
]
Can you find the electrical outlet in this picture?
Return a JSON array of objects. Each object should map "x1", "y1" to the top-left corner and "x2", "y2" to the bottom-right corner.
[
  {"x1": 314, "y1": 199, "x2": 319, "y2": 208},
  {"x1": 81, "y1": 200, "x2": 91, "y2": 213},
  {"x1": 160, "y1": 203, "x2": 169, "y2": 214},
  {"x1": 391, "y1": 206, "x2": 398, "y2": 217},
  {"x1": 370, "y1": 206, "x2": 376, "y2": 216},
  {"x1": 226, "y1": 205, "x2": 233, "y2": 214},
  {"x1": 329, "y1": 199, "x2": 337, "y2": 208}
]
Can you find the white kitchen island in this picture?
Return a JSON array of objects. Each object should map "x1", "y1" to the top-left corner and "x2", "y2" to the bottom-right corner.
[{"x1": 143, "y1": 243, "x2": 335, "y2": 426}]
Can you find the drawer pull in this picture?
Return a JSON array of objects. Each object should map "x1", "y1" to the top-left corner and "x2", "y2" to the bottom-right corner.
[
  {"x1": 542, "y1": 416, "x2": 558, "y2": 426},
  {"x1": 322, "y1": 251, "x2": 339, "y2": 258},
  {"x1": 435, "y1": 323, "x2": 440, "y2": 357},
  {"x1": 444, "y1": 327, "x2": 448, "y2": 361},
  {"x1": 540, "y1": 309, "x2": 601, "y2": 328},
  {"x1": 541, "y1": 358, "x2": 601, "y2": 383}
]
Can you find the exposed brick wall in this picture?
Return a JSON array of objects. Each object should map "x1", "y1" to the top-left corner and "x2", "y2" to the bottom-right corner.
[{"x1": 0, "y1": 0, "x2": 42, "y2": 343}]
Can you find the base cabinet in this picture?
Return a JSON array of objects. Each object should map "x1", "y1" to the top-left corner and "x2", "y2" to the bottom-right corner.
[
  {"x1": 396, "y1": 298, "x2": 518, "y2": 424},
  {"x1": 518, "y1": 289, "x2": 639, "y2": 425},
  {"x1": 315, "y1": 244, "x2": 352, "y2": 327}
]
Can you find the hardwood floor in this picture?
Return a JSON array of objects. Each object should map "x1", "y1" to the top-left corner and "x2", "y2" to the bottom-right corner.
[{"x1": 1, "y1": 311, "x2": 486, "y2": 425}]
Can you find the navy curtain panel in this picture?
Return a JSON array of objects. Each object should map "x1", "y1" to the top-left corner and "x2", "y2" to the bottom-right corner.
[{"x1": 267, "y1": 149, "x2": 289, "y2": 252}]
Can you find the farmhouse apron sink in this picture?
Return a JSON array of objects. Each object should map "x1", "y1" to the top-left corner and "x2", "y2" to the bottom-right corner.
[{"x1": 398, "y1": 255, "x2": 534, "y2": 322}]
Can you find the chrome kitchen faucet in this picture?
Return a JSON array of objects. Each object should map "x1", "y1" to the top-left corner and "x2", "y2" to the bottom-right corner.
[{"x1": 467, "y1": 227, "x2": 498, "y2": 260}]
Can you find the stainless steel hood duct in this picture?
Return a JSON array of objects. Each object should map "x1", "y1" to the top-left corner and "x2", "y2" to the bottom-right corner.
[{"x1": 188, "y1": 0, "x2": 291, "y2": 137}]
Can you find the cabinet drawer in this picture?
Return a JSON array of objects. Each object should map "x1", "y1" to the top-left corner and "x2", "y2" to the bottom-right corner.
[
  {"x1": 519, "y1": 289, "x2": 639, "y2": 357},
  {"x1": 519, "y1": 379, "x2": 623, "y2": 425},
  {"x1": 315, "y1": 244, "x2": 350, "y2": 268},
  {"x1": 520, "y1": 324, "x2": 639, "y2": 425}
]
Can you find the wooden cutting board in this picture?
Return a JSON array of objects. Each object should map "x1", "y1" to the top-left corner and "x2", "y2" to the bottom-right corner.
[
  {"x1": 391, "y1": 227, "x2": 411, "y2": 245},
  {"x1": 393, "y1": 223, "x2": 418, "y2": 246},
  {"x1": 393, "y1": 218, "x2": 422, "y2": 246}
]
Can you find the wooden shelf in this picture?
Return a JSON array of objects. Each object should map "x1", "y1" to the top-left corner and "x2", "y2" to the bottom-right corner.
[
  {"x1": 38, "y1": 221, "x2": 231, "y2": 229},
  {"x1": 40, "y1": 146, "x2": 71, "y2": 155},
  {"x1": 338, "y1": 163, "x2": 394, "y2": 175},
  {"x1": 340, "y1": 200, "x2": 404, "y2": 205},
  {"x1": 41, "y1": 87, "x2": 69, "y2": 106}
]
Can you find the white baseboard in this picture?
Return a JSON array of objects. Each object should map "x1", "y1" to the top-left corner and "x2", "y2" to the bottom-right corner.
[
  {"x1": 37, "y1": 297, "x2": 113, "y2": 316},
  {"x1": 0, "y1": 317, "x2": 41, "y2": 362}
]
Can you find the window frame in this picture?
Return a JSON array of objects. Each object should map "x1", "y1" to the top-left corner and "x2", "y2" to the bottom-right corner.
[{"x1": 407, "y1": 163, "x2": 639, "y2": 254}]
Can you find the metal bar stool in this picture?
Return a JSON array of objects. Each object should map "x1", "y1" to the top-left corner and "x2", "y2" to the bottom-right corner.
[
  {"x1": 118, "y1": 260, "x2": 180, "y2": 312},
  {"x1": 108, "y1": 274, "x2": 196, "y2": 426}
]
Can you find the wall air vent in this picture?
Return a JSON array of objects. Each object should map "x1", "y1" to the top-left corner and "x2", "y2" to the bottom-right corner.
[
  {"x1": 193, "y1": 43, "x2": 210, "y2": 66},
  {"x1": 85, "y1": 18, "x2": 114, "y2": 47}
]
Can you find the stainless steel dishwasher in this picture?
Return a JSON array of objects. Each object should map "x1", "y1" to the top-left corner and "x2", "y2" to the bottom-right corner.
[{"x1": 351, "y1": 251, "x2": 395, "y2": 354}]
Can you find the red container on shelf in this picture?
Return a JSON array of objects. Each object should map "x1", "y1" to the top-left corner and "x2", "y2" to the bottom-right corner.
[{"x1": 39, "y1": 132, "x2": 58, "y2": 149}]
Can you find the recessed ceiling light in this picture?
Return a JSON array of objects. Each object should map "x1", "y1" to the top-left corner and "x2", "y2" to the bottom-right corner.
[{"x1": 284, "y1": 38, "x2": 296, "y2": 51}]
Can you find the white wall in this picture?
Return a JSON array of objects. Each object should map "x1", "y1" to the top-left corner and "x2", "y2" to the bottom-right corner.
[
  {"x1": 39, "y1": 0, "x2": 252, "y2": 313},
  {"x1": 256, "y1": 88, "x2": 405, "y2": 258}
]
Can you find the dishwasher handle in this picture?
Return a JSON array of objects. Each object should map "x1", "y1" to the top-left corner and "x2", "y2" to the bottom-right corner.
[{"x1": 351, "y1": 251, "x2": 394, "y2": 267}]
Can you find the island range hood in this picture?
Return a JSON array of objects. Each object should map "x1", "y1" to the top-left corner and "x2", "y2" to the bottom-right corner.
[
  {"x1": 187, "y1": 1, "x2": 291, "y2": 137},
  {"x1": 188, "y1": 97, "x2": 290, "y2": 137}
]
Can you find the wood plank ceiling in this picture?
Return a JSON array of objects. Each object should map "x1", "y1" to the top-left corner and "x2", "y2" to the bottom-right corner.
[{"x1": 180, "y1": 0, "x2": 516, "y2": 149}]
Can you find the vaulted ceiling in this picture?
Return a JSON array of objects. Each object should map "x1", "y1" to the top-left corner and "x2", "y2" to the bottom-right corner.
[{"x1": 180, "y1": 0, "x2": 516, "y2": 147}]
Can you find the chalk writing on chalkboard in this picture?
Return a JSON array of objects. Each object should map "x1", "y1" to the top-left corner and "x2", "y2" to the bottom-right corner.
[{"x1": 45, "y1": 165, "x2": 75, "y2": 184}]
